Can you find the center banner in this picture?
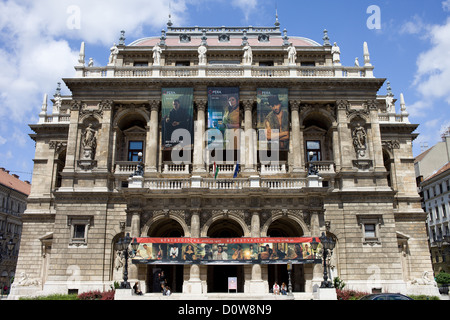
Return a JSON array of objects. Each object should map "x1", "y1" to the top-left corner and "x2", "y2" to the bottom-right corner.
[{"x1": 132, "y1": 237, "x2": 322, "y2": 265}]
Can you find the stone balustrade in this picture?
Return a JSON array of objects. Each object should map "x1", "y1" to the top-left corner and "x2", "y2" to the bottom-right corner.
[{"x1": 75, "y1": 65, "x2": 374, "y2": 79}]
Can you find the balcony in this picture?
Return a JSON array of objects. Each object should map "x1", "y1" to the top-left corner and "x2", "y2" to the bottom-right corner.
[{"x1": 115, "y1": 159, "x2": 333, "y2": 191}]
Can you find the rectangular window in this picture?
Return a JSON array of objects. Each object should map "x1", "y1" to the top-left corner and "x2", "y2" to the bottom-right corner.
[
  {"x1": 259, "y1": 61, "x2": 274, "y2": 66},
  {"x1": 357, "y1": 215, "x2": 382, "y2": 245},
  {"x1": 128, "y1": 141, "x2": 143, "y2": 162},
  {"x1": 134, "y1": 61, "x2": 148, "y2": 67},
  {"x1": 68, "y1": 216, "x2": 92, "y2": 247},
  {"x1": 306, "y1": 140, "x2": 321, "y2": 161},
  {"x1": 364, "y1": 224, "x2": 376, "y2": 238},
  {"x1": 73, "y1": 224, "x2": 86, "y2": 239},
  {"x1": 443, "y1": 204, "x2": 447, "y2": 217}
]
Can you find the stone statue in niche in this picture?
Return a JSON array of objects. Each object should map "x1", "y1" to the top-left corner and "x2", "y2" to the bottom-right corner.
[
  {"x1": 81, "y1": 123, "x2": 97, "y2": 160},
  {"x1": 352, "y1": 123, "x2": 367, "y2": 158}
]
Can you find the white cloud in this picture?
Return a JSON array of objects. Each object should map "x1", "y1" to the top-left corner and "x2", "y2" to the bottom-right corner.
[
  {"x1": 0, "y1": 0, "x2": 188, "y2": 122},
  {"x1": 231, "y1": 0, "x2": 258, "y2": 21},
  {"x1": 399, "y1": 15, "x2": 430, "y2": 36},
  {"x1": 443, "y1": 0, "x2": 450, "y2": 11},
  {"x1": 413, "y1": 17, "x2": 450, "y2": 104}
]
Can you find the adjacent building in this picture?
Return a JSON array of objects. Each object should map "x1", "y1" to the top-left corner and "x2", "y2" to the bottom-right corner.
[
  {"x1": 0, "y1": 168, "x2": 30, "y2": 292},
  {"x1": 415, "y1": 133, "x2": 450, "y2": 274},
  {"x1": 9, "y1": 19, "x2": 439, "y2": 299}
]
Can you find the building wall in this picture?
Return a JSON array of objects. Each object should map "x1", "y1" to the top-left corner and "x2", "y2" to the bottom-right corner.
[{"x1": 10, "y1": 27, "x2": 438, "y2": 298}]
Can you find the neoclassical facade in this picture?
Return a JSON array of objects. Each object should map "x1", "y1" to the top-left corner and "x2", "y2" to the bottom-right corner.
[{"x1": 10, "y1": 21, "x2": 439, "y2": 298}]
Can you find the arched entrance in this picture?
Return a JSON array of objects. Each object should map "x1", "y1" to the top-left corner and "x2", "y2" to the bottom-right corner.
[
  {"x1": 206, "y1": 218, "x2": 245, "y2": 293},
  {"x1": 146, "y1": 218, "x2": 184, "y2": 293},
  {"x1": 267, "y1": 217, "x2": 306, "y2": 292}
]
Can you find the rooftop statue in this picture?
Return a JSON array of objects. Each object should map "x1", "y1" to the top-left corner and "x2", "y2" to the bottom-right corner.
[
  {"x1": 198, "y1": 44, "x2": 207, "y2": 65},
  {"x1": 243, "y1": 44, "x2": 253, "y2": 65},
  {"x1": 331, "y1": 42, "x2": 341, "y2": 65},
  {"x1": 153, "y1": 43, "x2": 162, "y2": 66},
  {"x1": 287, "y1": 43, "x2": 297, "y2": 65},
  {"x1": 109, "y1": 43, "x2": 118, "y2": 65}
]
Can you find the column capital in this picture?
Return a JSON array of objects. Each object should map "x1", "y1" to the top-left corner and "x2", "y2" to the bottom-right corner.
[
  {"x1": 195, "y1": 99, "x2": 207, "y2": 111},
  {"x1": 149, "y1": 100, "x2": 160, "y2": 112},
  {"x1": 243, "y1": 100, "x2": 254, "y2": 111},
  {"x1": 289, "y1": 100, "x2": 301, "y2": 112}
]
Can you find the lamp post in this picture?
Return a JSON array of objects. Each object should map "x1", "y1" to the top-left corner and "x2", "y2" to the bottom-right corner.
[
  {"x1": 314, "y1": 232, "x2": 336, "y2": 288},
  {"x1": 115, "y1": 233, "x2": 139, "y2": 289},
  {"x1": 287, "y1": 262, "x2": 293, "y2": 296},
  {"x1": 0, "y1": 233, "x2": 15, "y2": 263},
  {"x1": 433, "y1": 233, "x2": 450, "y2": 267}
]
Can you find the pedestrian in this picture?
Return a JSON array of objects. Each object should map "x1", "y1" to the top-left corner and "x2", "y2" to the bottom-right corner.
[
  {"x1": 133, "y1": 282, "x2": 143, "y2": 295},
  {"x1": 273, "y1": 281, "x2": 280, "y2": 295}
]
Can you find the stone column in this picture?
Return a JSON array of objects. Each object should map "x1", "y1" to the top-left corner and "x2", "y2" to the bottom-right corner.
[
  {"x1": 97, "y1": 100, "x2": 113, "y2": 171},
  {"x1": 146, "y1": 100, "x2": 160, "y2": 174},
  {"x1": 290, "y1": 100, "x2": 303, "y2": 172},
  {"x1": 59, "y1": 102, "x2": 81, "y2": 191},
  {"x1": 368, "y1": 100, "x2": 385, "y2": 171},
  {"x1": 244, "y1": 100, "x2": 256, "y2": 172},
  {"x1": 331, "y1": 123, "x2": 340, "y2": 172},
  {"x1": 64, "y1": 101, "x2": 81, "y2": 170},
  {"x1": 193, "y1": 100, "x2": 206, "y2": 173},
  {"x1": 336, "y1": 100, "x2": 352, "y2": 170},
  {"x1": 248, "y1": 209, "x2": 267, "y2": 293},
  {"x1": 190, "y1": 210, "x2": 201, "y2": 238},
  {"x1": 127, "y1": 208, "x2": 141, "y2": 282}
]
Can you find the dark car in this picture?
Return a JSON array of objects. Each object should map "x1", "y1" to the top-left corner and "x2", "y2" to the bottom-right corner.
[{"x1": 359, "y1": 293, "x2": 414, "y2": 300}]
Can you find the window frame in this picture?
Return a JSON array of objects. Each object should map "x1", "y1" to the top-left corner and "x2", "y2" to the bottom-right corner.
[
  {"x1": 128, "y1": 140, "x2": 144, "y2": 162},
  {"x1": 357, "y1": 215, "x2": 383, "y2": 245},
  {"x1": 67, "y1": 216, "x2": 92, "y2": 247}
]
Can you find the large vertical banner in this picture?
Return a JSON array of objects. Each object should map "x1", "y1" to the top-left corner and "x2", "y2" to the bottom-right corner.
[
  {"x1": 161, "y1": 88, "x2": 194, "y2": 151},
  {"x1": 207, "y1": 87, "x2": 240, "y2": 151},
  {"x1": 257, "y1": 88, "x2": 289, "y2": 151}
]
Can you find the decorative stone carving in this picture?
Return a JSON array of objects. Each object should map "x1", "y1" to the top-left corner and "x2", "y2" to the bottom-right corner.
[
  {"x1": 81, "y1": 123, "x2": 97, "y2": 160},
  {"x1": 14, "y1": 272, "x2": 42, "y2": 287},
  {"x1": 286, "y1": 43, "x2": 297, "y2": 65},
  {"x1": 152, "y1": 43, "x2": 162, "y2": 65},
  {"x1": 382, "y1": 140, "x2": 400, "y2": 151},
  {"x1": 352, "y1": 123, "x2": 367, "y2": 158},
  {"x1": 109, "y1": 43, "x2": 118, "y2": 65},
  {"x1": 243, "y1": 44, "x2": 253, "y2": 65},
  {"x1": 410, "y1": 271, "x2": 437, "y2": 287},
  {"x1": 198, "y1": 44, "x2": 207, "y2": 65},
  {"x1": 331, "y1": 42, "x2": 341, "y2": 65}
]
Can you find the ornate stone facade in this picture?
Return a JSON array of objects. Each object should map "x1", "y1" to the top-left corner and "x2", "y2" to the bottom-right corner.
[{"x1": 10, "y1": 21, "x2": 438, "y2": 299}]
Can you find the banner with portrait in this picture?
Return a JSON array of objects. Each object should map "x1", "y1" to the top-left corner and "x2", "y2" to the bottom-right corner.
[
  {"x1": 132, "y1": 237, "x2": 322, "y2": 265},
  {"x1": 207, "y1": 87, "x2": 240, "y2": 150},
  {"x1": 161, "y1": 88, "x2": 194, "y2": 150},
  {"x1": 257, "y1": 88, "x2": 289, "y2": 151}
]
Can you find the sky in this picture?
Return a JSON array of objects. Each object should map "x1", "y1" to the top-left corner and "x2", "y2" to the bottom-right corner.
[{"x1": 0, "y1": 0, "x2": 449, "y2": 183}]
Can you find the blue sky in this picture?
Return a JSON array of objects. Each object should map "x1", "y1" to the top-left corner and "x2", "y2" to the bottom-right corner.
[{"x1": 0, "y1": 0, "x2": 449, "y2": 182}]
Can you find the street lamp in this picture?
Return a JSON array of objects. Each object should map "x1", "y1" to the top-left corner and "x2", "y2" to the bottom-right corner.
[
  {"x1": 115, "y1": 233, "x2": 139, "y2": 289},
  {"x1": 0, "y1": 234, "x2": 15, "y2": 263},
  {"x1": 317, "y1": 232, "x2": 336, "y2": 288},
  {"x1": 434, "y1": 233, "x2": 450, "y2": 258},
  {"x1": 287, "y1": 262, "x2": 293, "y2": 296},
  {"x1": 307, "y1": 151, "x2": 319, "y2": 176}
]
